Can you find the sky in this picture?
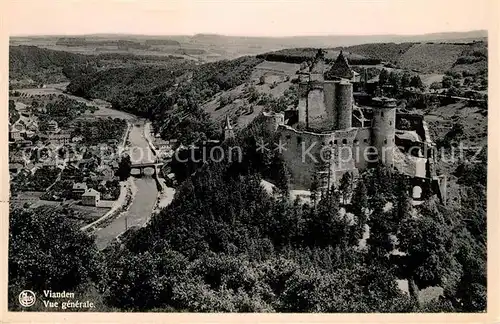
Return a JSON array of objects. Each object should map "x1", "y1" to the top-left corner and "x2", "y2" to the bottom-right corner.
[{"x1": 7, "y1": 0, "x2": 491, "y2": 37}]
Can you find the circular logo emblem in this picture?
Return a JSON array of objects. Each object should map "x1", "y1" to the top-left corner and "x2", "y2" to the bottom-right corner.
[{"x1": 18, "y1": 290, "x2": 36, "y2": 307}]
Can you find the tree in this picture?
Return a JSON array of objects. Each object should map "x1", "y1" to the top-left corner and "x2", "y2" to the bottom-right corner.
[
  {"x1": 442, "y1": 75, "x2": 454, "y2": 88},
  {"x1": 447, "y1": 86, "x2": 460, "y2": 97},
  {"x1": 351, "y1": 179, "x2": 368, "y2": 239},
  {"x1": 397, "y1": 203, "x2": 461, "y2": 303},
  {"x1": 378, "y1": 69, "x2": 389, "y2": 85},
  {"x1": 401, "y1": 72, "x2": 412, "y2": 88},
  {"x1": 388, "y1": 71, "x2": 401, "y2": 93},
  {"x1": 339, "y1": 172, "x2": 353, "y2": 205},
  {"x1": 409, "y1": 75, "x2": 424, "y2": 90},
  {"x1": 9, "y1": 206, "x2": 103, "y2": 310},
  {"x1": 117, "y1": 154, "x2": 132, "y2": 181},
  {"x1": 430, "y1": 81, "x2": 442, "y2": 90},
  {"x1": 310, "y1": 174, "x2": 320, "y2": 205}
]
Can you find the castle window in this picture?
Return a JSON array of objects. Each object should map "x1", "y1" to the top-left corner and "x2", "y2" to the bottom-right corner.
[
  {"x1": 297, "y1": 136, "x2": 302, "y2": 147},
  {"x1": 334, "y1": 140, "x2": 338, "y2": 145},
  {"x1": 329, "y1": 140, "x2": 333, "y2": 145},
  {"x1": 342, "y1": 139, "x2": 347, "y2": 144},
  {"x1": 389, "y1": 121, "x2": 392, "y2": 126},
  {"x1": 354, "y1": 139, "x2": 359, "y2": 144},
  {"x1": 381, "y1": 111, "x2": 384, "y2": 117},
  {"x1": 364, "y1": 138, "x2": 368, "y2": 143},
  {"x1": 286, "y1": 135, "x2": 291, "y2": 140},
  {"x1": 384, "y1": 139, "x2": 387, "y2": 144}
]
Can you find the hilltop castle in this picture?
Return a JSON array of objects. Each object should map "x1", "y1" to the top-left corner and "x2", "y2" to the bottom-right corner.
[{"x1": 262, "y1": 49, "x2": 445, "y2": 201}]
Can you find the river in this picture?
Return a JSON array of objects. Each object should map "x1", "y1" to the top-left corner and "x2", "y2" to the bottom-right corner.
[{"x1": 94, "y1": 121, "x2": 159, "y2": 249}]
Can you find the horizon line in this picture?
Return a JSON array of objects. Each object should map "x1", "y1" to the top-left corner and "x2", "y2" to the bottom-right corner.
[{"x1": 9, "y1": 29, "x2": 488, "y2": 39}]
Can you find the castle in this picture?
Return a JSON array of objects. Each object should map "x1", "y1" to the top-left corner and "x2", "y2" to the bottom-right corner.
[{"x1": 262, "y1": 50, "x2": 445, "y2": 201}]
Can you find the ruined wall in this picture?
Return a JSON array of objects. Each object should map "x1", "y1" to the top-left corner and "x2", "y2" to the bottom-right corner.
[{"x1": 396, "y1": 113, "x2": 426, "y2": 141}]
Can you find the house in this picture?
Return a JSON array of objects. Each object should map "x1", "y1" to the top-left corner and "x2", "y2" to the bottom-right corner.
[
  {"x1": 72, "y1": 136, "x2": 83, "y2": 143},
  {"x1": 9, "y1": 127, "x2": 23, "y2": 142},
  {"x1": 72, "y1": 182, "x2": 88, "y2": 198},
  {"x1": 100, "y1": 167, "x2": 115, "y2": 181},
  {"x1": 9, "y1": 163, "x2": 24, "y2": 175},
  {"x1": 47, "y1": 120, "x2": 59, "y2": 133},
  {"x1": 47, "y1": 132, "x2": 71, "y2": 145},
  {"x1": 81, "y1": 189, "x2": 100, "y2": 206}
]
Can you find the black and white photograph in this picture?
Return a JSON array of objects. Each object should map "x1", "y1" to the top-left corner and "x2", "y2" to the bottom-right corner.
[{"x1": 3, "y1": 0, "x2": 495, "y2": 318}]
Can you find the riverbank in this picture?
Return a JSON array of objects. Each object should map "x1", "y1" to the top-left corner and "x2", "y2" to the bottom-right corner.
[
  {"x1": 80, "y1": 177, "x2": 136, "y2": 234},
  {"x1": 143, "y1": 121, "x2": 176, "y2": 217}
]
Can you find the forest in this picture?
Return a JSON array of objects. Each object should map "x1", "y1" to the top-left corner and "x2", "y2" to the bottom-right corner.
[{"x1": 9, "y1": 116, "x2": 486, "y2": 312}]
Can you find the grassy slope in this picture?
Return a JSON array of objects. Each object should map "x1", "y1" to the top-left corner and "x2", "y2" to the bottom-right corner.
[{"x1": 397, "y1": 43, "x2": 465, "y2": 73}]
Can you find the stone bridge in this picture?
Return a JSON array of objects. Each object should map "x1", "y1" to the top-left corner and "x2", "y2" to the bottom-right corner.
[{"x1": 131, "y1": 161, "x2": 164, "y2": 176}]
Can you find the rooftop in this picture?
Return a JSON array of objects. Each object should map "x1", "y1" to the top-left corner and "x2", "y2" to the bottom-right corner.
[
  {"x1": 325, "y1": 51, "x2": 354, "y2": 80},
  {"x1": 72, "y1": 182, "x2": 88, "y2": 190},
  {"x1": 82, "y1": 188, "x2": 100, "y2": 197},
  {"x1": 396, "y1": 130, "x2": 422, "y2": 142}
]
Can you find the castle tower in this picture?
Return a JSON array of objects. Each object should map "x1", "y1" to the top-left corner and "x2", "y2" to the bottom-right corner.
[
  {"x1": 223, "y1": 115, "x2": 235, "y2": 140},
  {"x1": 335, "y1": 81, "x2": 353, "y2": 129},
  {"x1": 371, "y1": 97, "x2": 397, "y2": 167},
  {"x1": 262, "y1": 111, "x2": 285, "y2": 133}
]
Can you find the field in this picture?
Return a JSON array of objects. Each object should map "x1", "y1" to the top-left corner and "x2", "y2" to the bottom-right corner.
[{"x1": 397, "y1": 43, "x2": 466, "y2": 73}]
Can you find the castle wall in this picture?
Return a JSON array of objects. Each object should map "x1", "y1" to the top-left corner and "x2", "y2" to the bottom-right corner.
[
  {"x1": 354, "y1": 127, "x2": 373, "y2": 170},
  {"x1": 279, "y1": 125, "x2": 334, "y2": 190},
  {"x1": 307, "y1": 88, "x2": 328, "y2": 129},
  {"x1": 331, "y1": 128, "x2": 359, "y2": 183},
  {"x1": 393, "y1": 148, "x2": 427, "y2": 178},
  {"x1": 278, "y1": 125, "x2": 364, "y2": 190}
]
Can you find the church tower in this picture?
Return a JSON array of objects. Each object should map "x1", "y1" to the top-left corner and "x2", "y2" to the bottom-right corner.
[{"x1": 223, "y1": 115, "x2": 235, "y2": 140}]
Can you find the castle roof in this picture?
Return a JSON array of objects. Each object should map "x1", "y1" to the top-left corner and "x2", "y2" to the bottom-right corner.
[
  {"x1": 325, "y1": 51, "x2": 354, "y2": 80},
  {"x1": 372, "y1": 96, "x2": 397, "y2": 108},
  {"x1": 310, "y1": 49, "x2": 326, "y2": 74}
]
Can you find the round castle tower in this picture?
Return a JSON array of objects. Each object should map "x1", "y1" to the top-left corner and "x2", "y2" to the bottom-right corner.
[
  {"x1": 371, "y1": 97, "x2": 396, "y2": 167},
  {"x1": 335, "y1": 81, "x2": 353, "y2": 129}
]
